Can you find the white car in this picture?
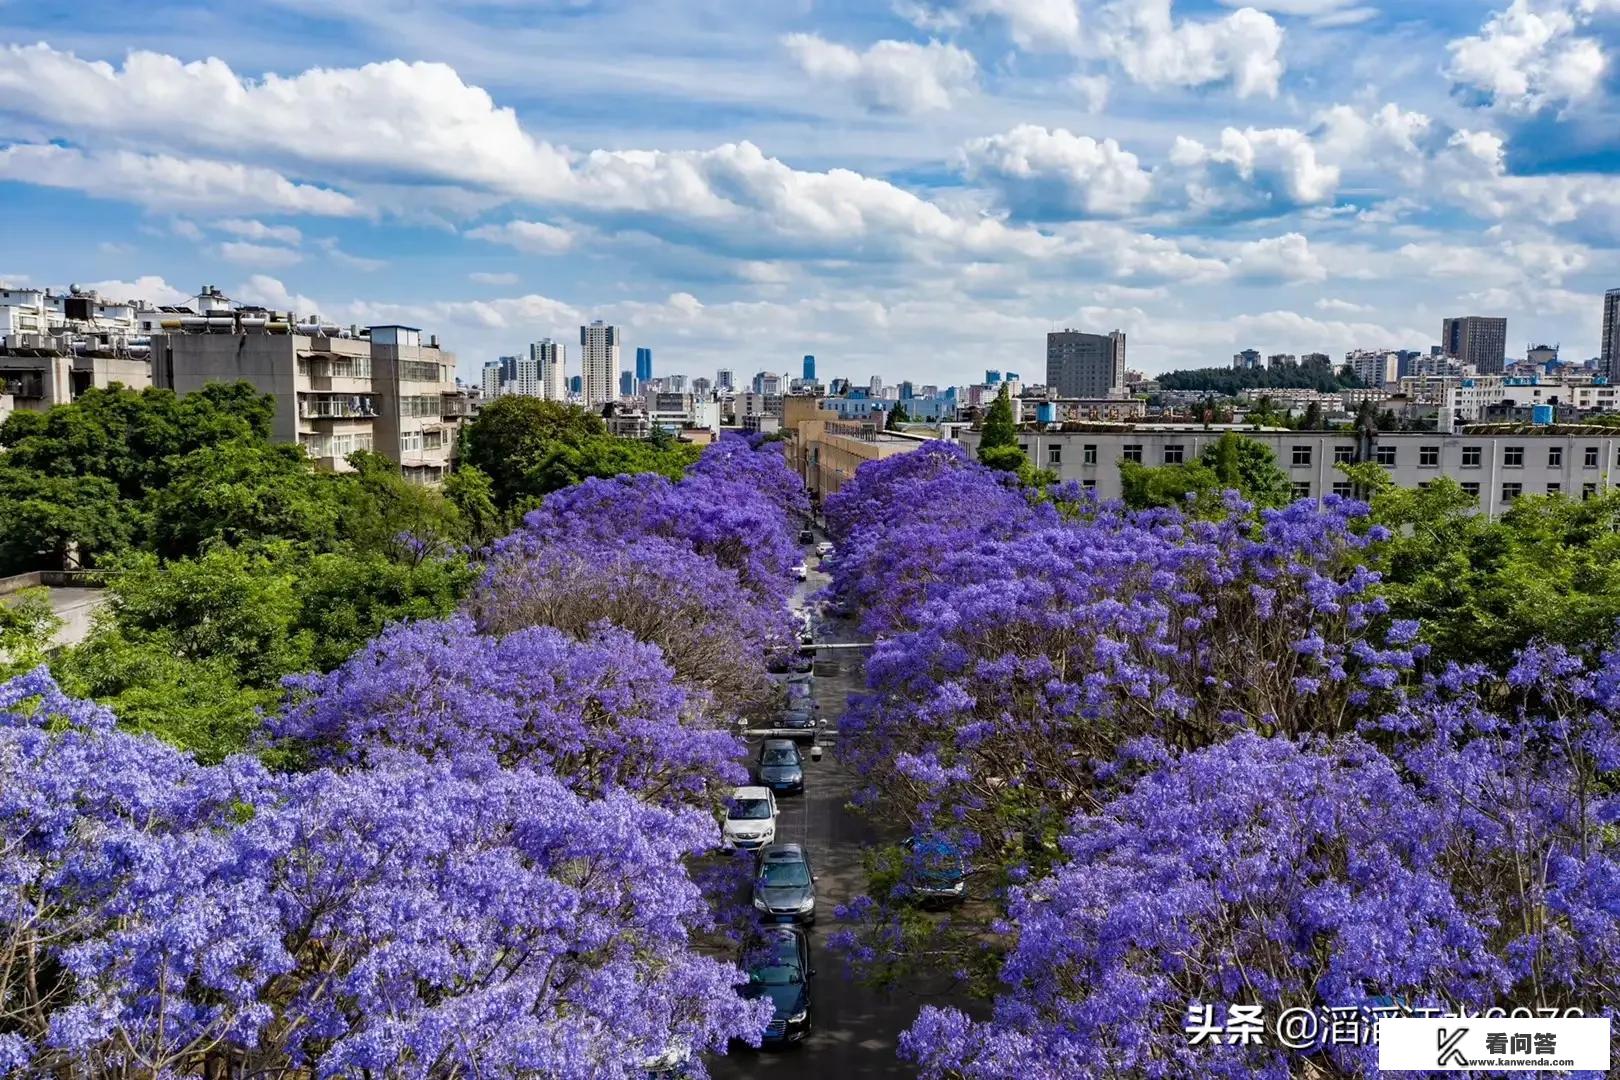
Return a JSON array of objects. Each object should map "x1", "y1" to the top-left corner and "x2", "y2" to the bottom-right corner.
[
  {"x1": 722, "y1": 786, "x2": 778, "y2": 850},
  {"x1": 792, "y1": 562, "x2": 809, "y2": 581},
  {"x1": 815, "y1": 541, "x2": 835, "y2": 558}
]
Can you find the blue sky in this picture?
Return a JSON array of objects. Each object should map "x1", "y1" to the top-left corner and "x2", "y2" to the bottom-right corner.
[{"x1": 2, "y1": 0, "x2": 1618, "y2": 385}]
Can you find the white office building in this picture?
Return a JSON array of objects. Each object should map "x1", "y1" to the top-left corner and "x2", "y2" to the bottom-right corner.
[
  {"x1": 579, "y1": 322, "x2": 619, "y2": 408},
  {"x1": 533, "y1": 338, "x2": 567, "y2": 401},
  {"x1": 481, "y1": 360, "x2": 503, "y2": 400}
]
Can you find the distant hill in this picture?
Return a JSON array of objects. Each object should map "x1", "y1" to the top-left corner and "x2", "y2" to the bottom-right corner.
[{"x1": 1157, "y1": 366, "x2": 1364, "y2": 395}]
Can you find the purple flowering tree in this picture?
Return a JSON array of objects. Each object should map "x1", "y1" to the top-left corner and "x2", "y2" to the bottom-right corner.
[
  {"x1": 468, "y1": 535, "x2": 793, "y2": 718},
  {"x1": 276, "y1": 615, "x2": 748, "y2": 805},
  {"x1": 1, "y1": 669, "x2": 770, "y2": 1078},
  {"x1": 900, "y1": 733, "x2": 1504, "y2": 1080}
]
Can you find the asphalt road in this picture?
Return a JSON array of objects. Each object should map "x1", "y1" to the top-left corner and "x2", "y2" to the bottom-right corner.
[{"x1": 709, "y1": 557, "x2": 957, "y2": 1079}]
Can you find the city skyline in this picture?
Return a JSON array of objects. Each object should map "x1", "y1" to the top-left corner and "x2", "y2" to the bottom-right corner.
[{"x1": 2, "y1": 3, "x2": 1619, "y2": 382}]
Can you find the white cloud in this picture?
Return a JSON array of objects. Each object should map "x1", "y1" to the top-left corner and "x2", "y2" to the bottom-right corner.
[
  {"x1": 1069, "y1": 73, "x2": 1111, "y2": 113},
  {"x1": 218, "y1": 240, "x2": 303, "y2": 267},
  {"x1": 217, "y1": 218, "x2": 302, "y2": 244},
  {"x1": 0, "y1": 144, "x2": 360, "y2": 215},
  {"x1": 958, "y1": 125, "x2": 1154, "y2": 216},
  {"x1": 0, "y1": 44, "x2": 574, "y2": 196},
  {"x1": 1096, "y1": 0, "x2": 1286, "y2": 98},
  {"x1": 1315, "y1": 296, "x2": 1373, "y2": 313},
  {"x1": 1225, "y1": 232, "x2": 1327, "y2": 281},
  {"x1": 898, "y1": 0, "x2": 1083, "y2": 51},
  {"x1": 466, "y1": 219, "x2": 575, "y2": 253},
  {"x1": 1216, "y1": 0, "x2": 1372, "y2": 22},
  {"x1": 1445, "y1": 0, "x2": 1613, "y2": 115},
  {"x1": 783, "y1": 34, "x2": 978, "y2": 113},
  {"x1": 468, "y1": 271, "x2": 519, "y2": 285},
  {"x1": 1168, "y1": 125, "x2": 1341, "y2": 211},
  {"x1": 313, "y1": 237, "x2": 386, "y2": 271},
  {"x1": 75, "y1": 276, "x2": 192, "y2": 306},
  {"x1": 232, "y1": 275, "x2": 325, "y2": 318}
]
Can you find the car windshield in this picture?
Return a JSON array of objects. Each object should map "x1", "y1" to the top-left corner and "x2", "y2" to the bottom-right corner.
[
  {"x1": 761, "y1": 747, "x2": 799, "y2": 766},
  {"x1": 729, "y1": 798, "x2": 772, "y2": 820},
  {"x1": 760, "y1": 860, "x2": 811, "y2": 887},
  {"x1": 751, "y1": 962, "x2": 801, "y2": 986}
]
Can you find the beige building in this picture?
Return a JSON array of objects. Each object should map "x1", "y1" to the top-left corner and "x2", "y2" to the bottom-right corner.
[
  {"x1": 155, "y1": 316, "x2": 460, "y2": 483},
  {"x1": 781, "y1": 397, "x2": 934, "y2": 503}
]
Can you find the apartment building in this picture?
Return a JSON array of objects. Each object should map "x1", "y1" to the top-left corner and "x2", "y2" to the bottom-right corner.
[
  {"x1": 0, "y1": 284, "x2": 153, "y2": 410},
  {"x1": 154, "y1": 313, "x2": 460, "y2": 483},
  {"x1": 954, "y1": 425, "x2": 1620, "y2": 519}
]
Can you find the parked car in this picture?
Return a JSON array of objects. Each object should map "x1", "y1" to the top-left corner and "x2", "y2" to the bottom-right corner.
[
  {"x1": 815, "y1": 541, "x2": 835, "y2": 557},
  {"x1": 639, "y1": 1039, "x2": 693, "y2": 1078},
  {"x1": 784, "y1": 679, "x2": 813, "y2": 706},
  {"x1": 740, "y1": 926, "x2": 815, "y2": 1045},
  {"x1": 756, "y1": 739, "x2": 804, "y2": 794},
  {"x1": 792, "y1": 562, "x2": 808, "y2": 581},
  {"x1": 799, "y1": 528, "x2": 815, "y2": 544},
  {"x1": 753, "y1": 843, "x2": 817, "y2": 924},
  {"x1": 902, "y1": 833, "x2": 968, "y2": 903},
  {"x1": 777, "y1": 708, "x2": 817, "y2": 740},
  {"x1": 723, "y1": 786, "x2": 778, "y2": 850}
]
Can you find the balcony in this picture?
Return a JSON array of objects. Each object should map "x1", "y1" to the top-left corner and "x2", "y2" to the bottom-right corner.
[{"x1": 299, "y1": 394, "x2": 377, "y2": 420}]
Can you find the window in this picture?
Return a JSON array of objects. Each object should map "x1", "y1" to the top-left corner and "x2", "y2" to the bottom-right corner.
[
  {"x1": 1419, "y1": 445, "x2": 1439, "y2": 467},
  {"x1": 1462, "y1": 446, "x2": 1482, "y2": 468},
  {"x1": 1163, "y1": 444, "x2": 1185, "y2": 464},
  {"x1": 399, "y1": 359, "x2": 445, "y2": 383},
  {"x1": 1121, "y1": 444, "x2": 1143, "y2": 463},
  {"x1": 399, "y1": 394, "x2": 441, "y2": 418},
  {"x1": 1461, "y1": 481, "x2": 1480, "y2": 500},
  {"x1": 1291, "y1": 481, "x2": 1312, "y2": 500},
  {"x1": 1584, "y1": 482, "x2": 1598, "y2": 499},
  {"x1": 1047, "y1": 444, "x2": 1062, "y2": 465},
  {"x1": 1503, "y1": 445, "x2": 1524, "y2": 468},
  {"x1": 1082, "y1": 479, "x2": 1097, "y2": 490},
  {"x1": 1291, "y1": 445, "x2": 1311, "y2": 466},
  {"x1": 1018, "y1": 443, "x2": 1029, "y2": 456},
  {"x1": 1501, "y1": 482, "x2": 1522, "y2": 502},
  {"x1": 1548, "y1": 446, "x2": 1563, "y2": 468},
  {"x1": 1331, "y1": 481, "x2": 1354, "y2": 497},
  {"x1": 422, "y1": 429, "x2": 445, "y2": 452},
  {"x1": 1083, "y1": 444, "x2": 1097, "y2": 465},
  {"x1": 400, "y1": 430, "x2": 423, "y2": 454},
  {"x1": 1374, "y1": 445, "x2": 1397, "y2": 466},
  {"x1": 1547, "y1": 481, "x2": 1562, "y2": 495},
  {"x1": 1333, "y1": 445, "x2": 1355, "y2": 464},
  {"x1": 1585, "y1": 446, "x2": 1600, "y2": 468}
]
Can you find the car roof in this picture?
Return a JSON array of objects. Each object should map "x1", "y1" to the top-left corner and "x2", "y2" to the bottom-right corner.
[
  {"x1": 760, "y1": 843, "x2": 806, "y2": 860},
  {"x1": 761, "y1": 738, "x2": 799, "y2": 750},
  {"x1": 733, "y1": 786, "x2": 773, "y2": 800}
]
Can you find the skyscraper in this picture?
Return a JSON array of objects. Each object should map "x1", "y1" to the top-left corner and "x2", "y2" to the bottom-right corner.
[
  {"x1": 569, "y1": 374, "x2": 583, "y2": 395},
  {"x1": 986, "y1": 370, "x2": 1002, "y2": 385},
  {"x1": 1046, "y1": 329, "x2": 1126, "y2": 398},
  {"x1": 716, "y1": 368, "x2": 734, "y2": 392},
  {"x1": 636, "y1": 346, "x2": 653, "y2": 385},
  {"x1": 499, "y1": 354, "x2": 520, "y2": 386},
  {"x1": 802, "y1": 354, "x2": 815, "y2": 381},
  {"x1": 1441, "y1": 315, "x2": 1507, "y2": 374},
  {"x1": 1603, "y1": 289, "x2": 1620, "y2": 381},
  {"x1": 481, "y1": 360, "x2": 503, "y2": 400},
  {"x1": 579, "y1": 321, "x2": 620, "y2": 408},
  {"x1": 527, "y1": 339, "x2": 566, "y2": 401},
  {"x1": 511, "y1": 352, "x2": 539, "y2": 397}
]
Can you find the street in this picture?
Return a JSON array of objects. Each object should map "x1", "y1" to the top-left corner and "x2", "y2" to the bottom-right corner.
[{"x1": 709, "y1": 558, "x2": 958, "y2": 1079}]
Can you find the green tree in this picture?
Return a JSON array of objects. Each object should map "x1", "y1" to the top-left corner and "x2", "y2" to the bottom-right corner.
[
  {"x1": 443, "y1": 465, "x2": 504, "y2": 546},
  {"x1": 525, "y1": 435, "x2": 701, "y2": 496},
  {"x1": 0, "y1": 469, "x2": 133, "y2": 572},
  {"x1": 462, "y1": 397, "x2": 607, "y2": 507},
  {"x1": 1300, "y1": 401, "x2": 1324, "y2": 431},
  {"x1": 0, "y1": 587, "x2": 61, "y2": 678},
  {"x1": 1118, "y1": 434, "x2": 1295, "y2": 514},
  {"x1": 1345, "y1": 461, "x2": 1620, "y2": 668},
  {"x1": 978, "y1": 384, "x2": 1018, "y2": 470},
  {"x1": 331, "y1": 450, "x2": 468, "y2": 556},
  {"x1": 146, "y1": 441, "x2": 342, "y2": 557}
]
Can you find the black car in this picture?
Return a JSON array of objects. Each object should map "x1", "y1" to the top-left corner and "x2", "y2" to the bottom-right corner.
[
  {"x1": 740, "y1": 926, "x2": 815, "y2": 1045},
  {"x1": 753, "y1": 843, "x2": 817, "y2": 924},
  {"x1": 798, "y1": 528, "x2": 815, "y2": 544},
  {"x1": 778, "y1": 708, "x2": 818, "y2": 740},
  {"x1": 756, "y1": 739, "x2": 803, "y2": 793},
  {"x1": 902, "y1": 833, "x2": 969, "y2": 904}
]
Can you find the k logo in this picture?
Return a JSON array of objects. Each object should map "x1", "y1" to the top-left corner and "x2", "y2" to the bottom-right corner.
[{"x1": 1437, "y1": 1027, "x2": 1470, "y2": 1067}]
